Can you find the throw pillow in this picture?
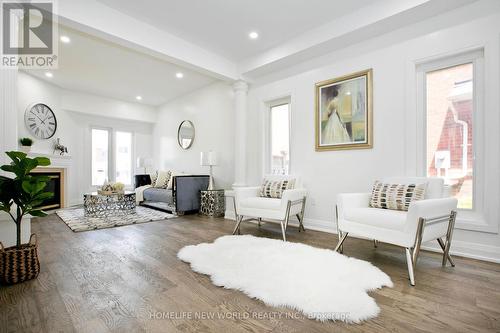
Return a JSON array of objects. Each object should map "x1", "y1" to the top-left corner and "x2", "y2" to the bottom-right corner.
[
  {"x1": 150, "y1": 171, "x2": 158, "y2": 186},
  {"x1": 154, "y1": 170, "x2": 171, "y2": 189},
  {"x1": 259, "y1": 179, "x2": 295, "y2": 199},
  {"x1": 369, "y1": 181, "x2": 426, "y2": 211}
]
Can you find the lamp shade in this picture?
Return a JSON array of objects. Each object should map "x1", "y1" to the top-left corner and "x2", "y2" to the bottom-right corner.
[
  {"x1": 200, "y1": 151, "x2": 217, "y2": 166},
  {"x1": 143, "y1": 158, "x2": 153, "y2": 168},
  {"x1": 136, "y1": 157, "x2": 144, "y2": 168}
]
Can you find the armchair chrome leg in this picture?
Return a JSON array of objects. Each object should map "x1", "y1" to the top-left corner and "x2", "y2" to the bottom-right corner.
[
  {"x1": 338, "y1": 231, "x2": 344, "y2": 253},
  {"x1": 296, "y1": 213, "x2": 306, "y2": 232},
  {"x1": 232, "y1": 215, "x2": 243, "y2": 235},
  {"x1": 405, "y1": 248, "x2": 416, "y2": 286},
  {"x1": 296, "y1": 196, "x2": 306, "y2": 232},
  {"x1": 373, "y1": 240, "x2": 378, "y2": 248},
  {"x1": 295, "y1": 214, "x2": 302, "y2": 231},
  {"x1": 437, "y1": 238, "x2": 455, "y2": 267},
  {"x1": 280, "y1": 220, "x2": 287, "y2": 242},
  {"x1": 258, "y1": 217, "x2": 262, "y2": 227},
  {"x1": 279, "y1": 200, "x2": 292, "y2": 242},
  {"x1": 412, "y1": 217, "x2": 425, "y2": 267},
  {"x1": 334, "y1": 232, "x2": 348, "y2": 252},
  {"x1": 285, "y1": 200, "x2": 292, "y2": 228},
  {"x1": 335, "y1": 205, "x2": 344, "y2": 253},
  {"x1": 442, "y1": 210, "x2": 457, "y2": 267}
]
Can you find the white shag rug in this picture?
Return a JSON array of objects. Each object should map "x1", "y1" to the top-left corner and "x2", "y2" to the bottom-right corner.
[{"x1": 178, "y1": 235, "x2": 393, "y2": 323}]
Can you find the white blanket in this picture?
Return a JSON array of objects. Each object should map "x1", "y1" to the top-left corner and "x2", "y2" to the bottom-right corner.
[{"x1": 135, "y1": 185, "x2": 152, "y2": 204}]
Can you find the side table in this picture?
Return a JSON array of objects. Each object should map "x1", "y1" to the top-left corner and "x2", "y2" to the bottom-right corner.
[{"x1": 200, "y1": 189, "x2": 225, "y2": 217}]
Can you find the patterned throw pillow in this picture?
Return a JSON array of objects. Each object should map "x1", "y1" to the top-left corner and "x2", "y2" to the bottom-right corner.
[
  {"x1": 259, "y1": 179, "x2": 295, "y2": 199},
  {"x1": 369, "y1": 181, "x2": 426, "y2": 211},
  {"x1": 154, "y1": 170, "x2": 171, "y2": 189},
  {"x1": 150, "y1": 171, "x2": 158, "y2": 186}
]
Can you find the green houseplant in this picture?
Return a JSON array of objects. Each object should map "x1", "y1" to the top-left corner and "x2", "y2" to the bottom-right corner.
[
  {"x1": 19, "y1": 137, "x2": 34, "y2": 153},
  {"x1": 0, "y1": 151, "x2": 53, "y2": 285}
]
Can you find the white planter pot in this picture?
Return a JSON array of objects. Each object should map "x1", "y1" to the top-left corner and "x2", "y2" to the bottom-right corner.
[{"x1": 20, "y1": 146, "x2": 31, "y2": 153}]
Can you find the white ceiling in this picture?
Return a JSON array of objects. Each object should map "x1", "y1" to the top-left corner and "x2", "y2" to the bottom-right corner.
[
  {"x1": 24, "y1": 26, "x2": 216, "y2": 106},
  {"x1": 24, "y1": 0, "x2": 485, "y2": 105},
  {"x1": 95, "y1": 0, "x2": 378, "y2": 61}
]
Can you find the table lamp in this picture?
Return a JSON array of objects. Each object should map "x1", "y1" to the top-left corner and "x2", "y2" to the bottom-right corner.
[{"x1": 200, "y1": 151, "x2": 217, "y2": 190}]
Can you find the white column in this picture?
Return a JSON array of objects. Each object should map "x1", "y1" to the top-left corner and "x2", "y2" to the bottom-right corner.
[
  {"x1": 232, "y1": 80, "x2": 248, "y2": 188},
  {"x1": 0, "y1": 68, "x2": 26, "y2": 247},
  {"x1": 0, "y1": 10, "x2": 19, "y2": 167},
  {"x1": 0, "y1": 69, "x2": 18, "y2": 166}
]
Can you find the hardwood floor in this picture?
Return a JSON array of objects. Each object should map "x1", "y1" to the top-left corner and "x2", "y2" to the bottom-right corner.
[{"x1": 1, "y1": 214, "x2": 499, "y2": 333}]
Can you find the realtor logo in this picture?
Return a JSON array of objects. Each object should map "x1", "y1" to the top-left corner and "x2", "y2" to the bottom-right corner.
[{"x1": 1, "y1": 0, "x2": 58, "y2": 68}]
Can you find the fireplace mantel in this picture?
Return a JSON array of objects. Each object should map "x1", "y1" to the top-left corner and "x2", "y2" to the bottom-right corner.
[{"x1": 28, "y1": 152, "x2": 72, "y2": 168}]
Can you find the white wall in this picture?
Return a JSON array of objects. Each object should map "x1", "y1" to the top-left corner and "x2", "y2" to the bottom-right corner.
[
  {"x1": 61, "y1": 91, "x2": 157, "y2": 123},
  {"x1": 246, "y1": 12, "x2": 500, "y2": 262},
  {"x1": 153, "y1": 82, "x2": 235, "y2": 189},
  {"x1": 17, "y1": 72, "x2": 155, "y2": 205}
]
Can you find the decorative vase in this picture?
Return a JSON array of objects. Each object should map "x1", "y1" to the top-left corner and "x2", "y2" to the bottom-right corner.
[
  {"x1": 20, "y1": 146, "x2": 31, "y2": 153},
  {"x1": 0, "y1": 234, "x2": 40, "y2": 285}
]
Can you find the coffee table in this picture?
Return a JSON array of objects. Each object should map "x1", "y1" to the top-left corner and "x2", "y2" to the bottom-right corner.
[{"x1": 83, "y1": 191, "x2": 136, "y2": 217}]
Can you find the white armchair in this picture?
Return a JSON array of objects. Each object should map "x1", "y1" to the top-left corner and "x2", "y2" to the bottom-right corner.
[
  {"x1": 232, "y1": 175, "x2": 307, "y2": 241},
  {"x1": 335, "y1": 177, "x2": 457, "y2": 286}
]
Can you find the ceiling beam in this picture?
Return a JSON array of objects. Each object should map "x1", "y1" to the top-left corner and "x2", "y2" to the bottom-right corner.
[
  {"x1": 53, "y1": 0, "x2": 239, "y2": 81},
  {"x1": 239, "y1": 0, "x2": 478, "y2": 78}
]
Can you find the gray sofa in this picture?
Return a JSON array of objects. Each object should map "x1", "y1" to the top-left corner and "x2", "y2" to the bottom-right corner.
[{"x1": 138, "y1": 175, "x2": 210, "y2": 215}]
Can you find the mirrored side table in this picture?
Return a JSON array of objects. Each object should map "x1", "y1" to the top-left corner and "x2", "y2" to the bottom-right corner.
[{"x1": 200, "y1": 189, "x2": 225, "y2": 217}]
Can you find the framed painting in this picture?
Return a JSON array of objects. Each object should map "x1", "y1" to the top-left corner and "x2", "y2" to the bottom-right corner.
[{"x1": 315, "y1": 69, "x2": 372, "y2": 151}]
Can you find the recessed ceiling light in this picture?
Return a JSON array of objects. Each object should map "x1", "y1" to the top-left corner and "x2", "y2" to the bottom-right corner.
[
  {"x1": 249, "y1": 31, "x2": 259, "y2": 39},
  {"x1": 136, "y1": 95, "x2": 142, "y2": 101},
  {"x1": 60, "y1": 35, "x2": 71, "y2": 43},
  {"x1": 176, "y1": 72, "x2": 184, "y2": 79},
  {"x1": 345, "y1": 91, "x2": 351, "y2": 95},
  {"x1": 45, "y1": 72, "x2": 53, "y2": 78}
]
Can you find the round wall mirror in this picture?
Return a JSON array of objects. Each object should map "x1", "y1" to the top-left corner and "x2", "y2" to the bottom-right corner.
[{"x1": 177, "y1": 120, "x2": 195, "y2": 149}]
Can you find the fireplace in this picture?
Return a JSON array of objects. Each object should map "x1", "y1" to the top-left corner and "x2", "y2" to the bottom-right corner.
[{"x1": 30, "y1": 168, "x2": 65, "y2": 210}]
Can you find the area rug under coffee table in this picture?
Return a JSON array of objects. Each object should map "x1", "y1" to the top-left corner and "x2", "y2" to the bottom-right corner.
[
  {"x1": 56, "y1": 206, "x2": 175, "y2": 232},
  {"x1": 178, "y1": 235, "x2": 393, "y2": 323}
]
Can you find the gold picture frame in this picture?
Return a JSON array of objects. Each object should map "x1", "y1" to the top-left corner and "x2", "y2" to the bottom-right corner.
[{"x1": 315, "y1": 69, "x2": 373, "y2": 151}]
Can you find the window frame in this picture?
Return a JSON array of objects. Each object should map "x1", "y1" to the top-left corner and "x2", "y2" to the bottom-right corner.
[
  {"x1": 416, "y1": 49, "x2": 486, "y2": 225},
  {"x1": 115, "y1": 130, "x2": 134, "y2": 186},
  {"x1": 90, "y1": 126, "x2": 135, "y2": 187},
  {"x1": 265, "y1": 97, "x2": 291, "y2": 175},
  {"x1": 90, "y1": 126, "x2": 112, "y2": 187}
]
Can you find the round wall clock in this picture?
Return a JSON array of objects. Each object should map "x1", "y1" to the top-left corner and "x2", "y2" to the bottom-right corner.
[{"x1": 24, "y1": 103, "x2": 57, "y2": 139}]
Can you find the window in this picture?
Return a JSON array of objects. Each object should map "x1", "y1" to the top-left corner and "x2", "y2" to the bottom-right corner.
[
  {"x1": 91, "y1": 128, "x2": 133, "y2": 186},
  {"x1": 421, "y1": 51, "x2": 483, "y2": 210},
  {"x1": 269, "y1": 102, "x2": 290, "y2": 175},
  {"x1": 91, "y1": 128, "x2": 109, "y2": 186},
  {"x1": 115, "y1": 131, "x2": 132, "y2": 185}
]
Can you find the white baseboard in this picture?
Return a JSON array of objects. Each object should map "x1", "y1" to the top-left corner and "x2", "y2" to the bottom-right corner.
[
  {"x1": 68, "y1": 198, "x2": 83, "y2": 207},
  {"x1": 223, "y1": 211, "x2": 500, "y2": 264},
  {"x1": 421, "y1": 240, "x2": 500, "y2": 264}
]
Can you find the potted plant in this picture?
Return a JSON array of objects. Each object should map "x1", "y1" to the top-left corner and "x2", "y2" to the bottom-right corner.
[
  {"x1": 0, "y1": 151, "x2": 53, "y2": 285},
  {"x1": 19, "y1": 137, "x2": 34, "y2": 153}
]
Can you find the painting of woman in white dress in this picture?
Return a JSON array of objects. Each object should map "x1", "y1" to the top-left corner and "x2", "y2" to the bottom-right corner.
[{"x1": 315, "y1": 69, "x2": 372, "y2": 151}]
